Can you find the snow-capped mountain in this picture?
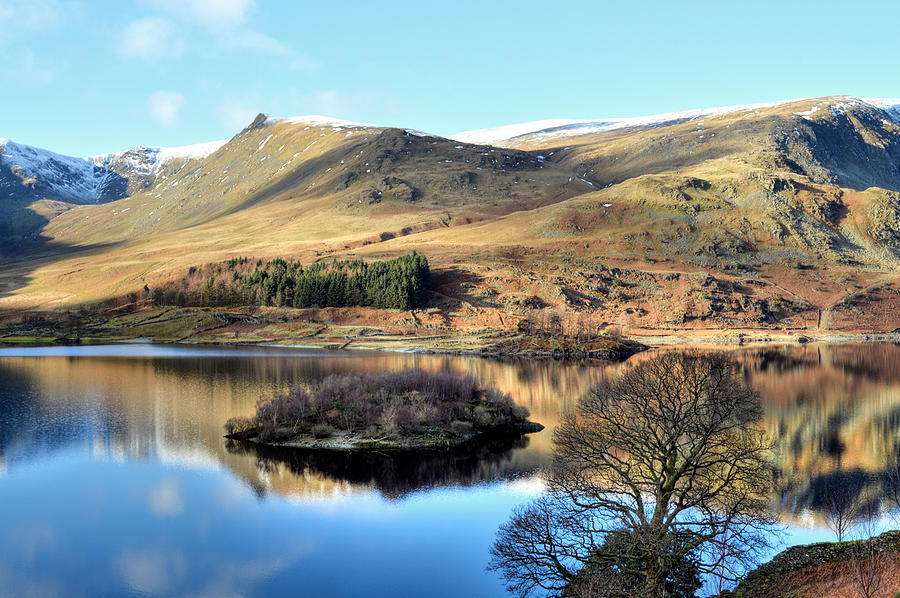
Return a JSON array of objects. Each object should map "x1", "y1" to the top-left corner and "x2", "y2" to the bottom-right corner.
[
  {"x1": 451, "y1": 96, "x2": 900, "y2": 146},
  {"x1": 8, "y1": 96, "x2": 900, "y2": 208},
  {"x1": 0, "y1": 138, "x2": 226, "y2": 205},
  {"x1": 8, "y1": 95, "x2": 900, "y2": 321}
]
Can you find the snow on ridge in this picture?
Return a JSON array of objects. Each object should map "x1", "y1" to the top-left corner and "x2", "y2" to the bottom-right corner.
[
  {"x1": 264, "y1": 114, "x2": 379, "y2": 129},
  {"x1": 404, "y1": 129, "x2": 434, "y2": 138},
  {"x1": 92, "y1": 139, "x2": 227, "y2": 167},
  {"x1": 264, "y1": 114, "x2": 444, "y2": 138},
  {"x1": 859, "y1": 97, "x2": 900, "y2": 123},
  {"x1": 155, "y1": 139, "x2": 228, "y2": 162},
  {"x1": 859, "y1": 97, "x2": 900, "y2": 110},
  {"x1": 794, "y1": 97, "x2": 900, "y2": 123},
  {"x1": 451, "y1": 119, "x2": 592, "y2": 145},
  {"x1": 257, "y1": 97, "x2": 900, "y2": 146},
  {"x1": 451, "y1": 100, "x2": 807, "y2": 145}
]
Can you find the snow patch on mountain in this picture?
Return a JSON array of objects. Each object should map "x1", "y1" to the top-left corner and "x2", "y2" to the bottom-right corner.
[
  {"x1": 1, "y1": 138, "x2": 119, "y2": 203},
  {"x1": 93, "y1": 139, "x2": 227, "y2": 172},
  {"x1": 0, "y1": 138, "x2": 227, "y2": 203},
  {"x1": 452, "y1": 119, "x2": 597, "y2": 145},
  {"x1": 860, "y1": 98, "x2": 900, "y2": 123},
  {"x1": 264, "y1": 114, "x2": 379, "y2": 130},
  {"x1": 263, "y1": 115, "x2": 442, "y2": 139},
  {"x1": 450, "y1": 99, "x2": 805, "y2": 145},
  {"x1": 154, "y1": 139, "x2": 227, "y2": 163}
]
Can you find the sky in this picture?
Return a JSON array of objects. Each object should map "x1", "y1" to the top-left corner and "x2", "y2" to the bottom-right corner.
[{"x1": 2, "y1": 0, "x2": 900, "y2": 156}]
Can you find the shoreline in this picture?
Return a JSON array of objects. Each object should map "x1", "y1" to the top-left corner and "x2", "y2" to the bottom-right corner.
[
  {"x1": 226, "y1": 421, "x2": 545, "y2": 452},
  {"x1": 1, "y1": 305, "x2": 897, "y2": 357},
  {"x1": 628, "y1": 330, "x2": 900, "y2": 347},
  {"x1": 2, "y1": 329, "x2": 899, "y2": 355}
]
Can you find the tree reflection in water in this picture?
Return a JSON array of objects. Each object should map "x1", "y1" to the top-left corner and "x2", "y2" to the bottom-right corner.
[{"x1": 225, "y1": 434, "x2": 533, "y2": 500}]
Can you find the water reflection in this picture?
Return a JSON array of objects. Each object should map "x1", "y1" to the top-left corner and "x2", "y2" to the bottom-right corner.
[
  {"x1": 0, "y1": 346, "x2": 606, "y2": 507},
  {"x1": 226, "y1": 435, "x2": 532, "y2": 500},
  {"x1": 2, "y1": 343, "x2": 900, "y2": 595},
  {"x1": 739, "y1": 344, "x2": 900, "y2": 523},
  {"x1": 2, "y1": 343, "x2": 900, "y2": 517}
]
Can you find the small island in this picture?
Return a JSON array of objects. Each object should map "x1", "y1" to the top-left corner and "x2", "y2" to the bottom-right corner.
[{"x1": 224, "y1": 369, "x2": 543, "y2": 450}]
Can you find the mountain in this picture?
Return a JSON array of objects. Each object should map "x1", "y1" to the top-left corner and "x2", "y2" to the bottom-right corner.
[
  {"x1": 4, "y1": 95, "x2": 900, "y2": 336},
  {"x1": 0, "y1": 137, "x2": 226, "y2": 251},
  {"x1": 452, "y1": 97, "x2": 900, "y2": 148},
  {"x1": 0, "y1": 137, "x2": 227, "y2": 204}
]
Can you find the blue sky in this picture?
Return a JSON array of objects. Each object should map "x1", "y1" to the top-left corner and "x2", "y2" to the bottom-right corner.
[{"x1": 2, "y1": 0, "x2": 899, "y2": 156}]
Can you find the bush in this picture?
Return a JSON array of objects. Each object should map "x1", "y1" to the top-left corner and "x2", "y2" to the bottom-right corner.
[
  {"x1": 449, "y1": 420, "x2": 475, "y2": 437},
  {"x1": 472, "y1": 404, "x2": 495, "y2": 428},
  {"x1": 248, "y1": 369, "x2": 528, "y2": 440},
  {"x1": 312, "y1": 423, "x2": 335, "y2": 439},
  {"x1": 224, "y1": 416, "x2": 254, "y2": 435},
  {"x1": 511, "y1": 404, "x2": 530, "y2": 421}
]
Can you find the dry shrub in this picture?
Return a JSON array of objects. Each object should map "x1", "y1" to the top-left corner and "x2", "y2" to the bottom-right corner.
[
  {"x1": 311, "y1": 423, "x2": 335, "y2": 439},
  {"x1": 249, "y1": 369, "x2": 528, "y2": 439},
  {"x1": 224, "y1": 416, "x2": 254, "y2": 435}
]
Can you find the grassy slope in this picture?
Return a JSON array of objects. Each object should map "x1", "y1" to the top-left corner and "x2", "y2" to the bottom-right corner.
[
  {"x1": 728, "y1": 531, "x2": 900, "y2": 598},
  {"x1": 4, "y1": 97, "x2": 900, "y2": 337}
]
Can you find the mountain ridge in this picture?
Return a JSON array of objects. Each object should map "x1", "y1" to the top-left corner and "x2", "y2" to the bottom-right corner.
[
  {"x1": 4, "y1": 94, "x2": 900, "y2": 341},
  {"x1": 452, "y1": 96, "x2": 900, "y2": 146},
  {"x1": 5, "y1": 95, "x2": 900, "y2": 207}
]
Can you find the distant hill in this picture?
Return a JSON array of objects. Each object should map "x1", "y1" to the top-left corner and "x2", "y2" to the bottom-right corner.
[{"x1": 4, "y1": 96, "x2": 900, "y2": 336}]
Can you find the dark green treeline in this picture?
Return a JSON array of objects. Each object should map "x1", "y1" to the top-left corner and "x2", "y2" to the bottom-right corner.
[{"x1": 151, "y1": 253, "x2": 430, "y2": 310}]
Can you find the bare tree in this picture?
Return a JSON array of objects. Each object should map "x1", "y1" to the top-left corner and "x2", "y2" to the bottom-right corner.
[
  {"x1": 826, "y1": 482, "x2": 859, "y2": 543},
  {"x1": 706, "y1": 523, "x2": 741, "y2": 598},
  {"x1": 489, "y1": 352, "x2": 778, "y2": 598},
  {"x1": 884, "y1": 452, "x2": 900, "y2": 524},
  {"x1": 847, "y1": 495, "x2": 887, "y2": 598}
]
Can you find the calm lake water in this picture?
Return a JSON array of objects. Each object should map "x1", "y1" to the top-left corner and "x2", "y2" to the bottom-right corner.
[{"x1": 0, "y1": 343, "x2": 898, "y2": 597}]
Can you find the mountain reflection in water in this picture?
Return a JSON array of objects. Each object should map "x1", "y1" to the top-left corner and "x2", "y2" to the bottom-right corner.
[{"x1": 1, "y1": 343, "x2": 899, "y2": 521}]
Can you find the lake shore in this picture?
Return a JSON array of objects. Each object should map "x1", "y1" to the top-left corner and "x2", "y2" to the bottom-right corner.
[
  {"x1": 226, "y1": 421, "x2": 545, "y2": 451},
  {"x1": 1, "y1": 305, "x2": 897, "y2": 356}
]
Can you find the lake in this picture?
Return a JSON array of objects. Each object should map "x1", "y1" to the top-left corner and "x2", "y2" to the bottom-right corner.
[{"x1": 0, "y1": 343, "x2": 897, "y2": 597}]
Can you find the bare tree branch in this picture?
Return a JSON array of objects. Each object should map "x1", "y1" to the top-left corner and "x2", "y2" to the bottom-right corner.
[{"x1": 489, "y1": 352, "x2": 779, "y2": 597}]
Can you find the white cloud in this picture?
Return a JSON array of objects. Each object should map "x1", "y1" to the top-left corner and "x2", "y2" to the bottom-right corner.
[
  {"x1": 117, "y1": 549, "x2": 187, "y2": 595},
  {"x1": 119, "y1": 17, "x2": 184, "y2": 62},
  {"x1": 127, "y1": 0, "x2": 314, "y2": 70},
  {"x1": 0, "y1": 0, "x2": 64, "y2": 47},
  {"x1": 148, "y1": 478, "x2": 185, "y2": 516},
  {"x1": 303, "y1": 90, "x2": 399, "y2": 119},
  {"x1": 8, "y1": 50, "x2": 54, "y2": 85},
  {"x1": 146, "y1": 0, "x2": 253, "y2": 28},
  {"x1": 0, "y1": 0, "x2": 60, "y2": 28},
  {"x1": 228, "y1": 31, "x2": 319, "y2": 72},
  {"x1": 287, "y1": 54, "x2": 320, "y2": 73},
  {"x1": 147, "y1": 91, "x2": 186, "y2": 127},
  {"x1": 232, "y1": 29, "x2": 290, "y2": 54},
  {"x1": 218, "y1": 97, "x2": 260, "y2": 131}
]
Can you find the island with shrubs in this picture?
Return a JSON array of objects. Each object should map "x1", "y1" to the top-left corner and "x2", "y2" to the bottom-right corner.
[{"x1": 224, "y1": 369, "x2": 543, "y2": 450}]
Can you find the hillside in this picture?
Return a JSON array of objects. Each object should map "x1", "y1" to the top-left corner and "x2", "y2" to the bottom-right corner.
[{"x1": 4, "y1": 96, "x2": 900, "y2": 343}]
